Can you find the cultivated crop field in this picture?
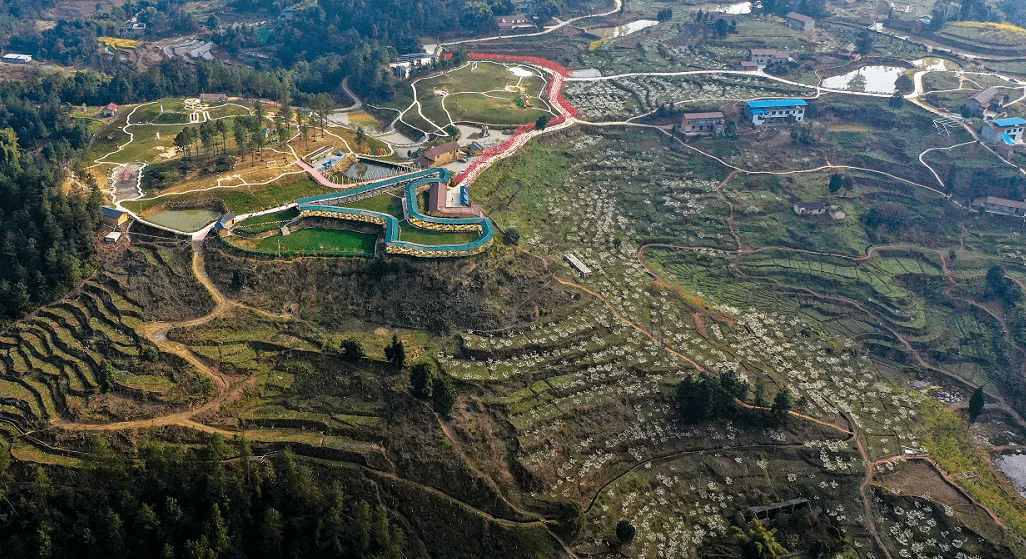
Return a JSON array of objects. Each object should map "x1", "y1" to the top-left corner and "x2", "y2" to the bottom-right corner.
[{"x1": 6, "y1": 1, "x2": 1026, "y2": 556}]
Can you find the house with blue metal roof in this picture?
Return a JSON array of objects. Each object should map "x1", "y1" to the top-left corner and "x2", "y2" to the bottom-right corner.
[
  {"x1": 744, "y1": 99, "x2": 807, "y2": 126},
  {"x1": 101, "y1": 206, "x2": 130, "y2": 227},
  {"x1": 215, "y1": 213, "x2": 237, "y2": 234},
  {"x1": 981, "y1": 117, "x2": 1026, "y2": 146}
]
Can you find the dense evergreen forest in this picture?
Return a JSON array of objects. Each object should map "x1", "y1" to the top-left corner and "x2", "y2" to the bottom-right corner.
[
  {"x1": 0, "y1": 439, "x2": 405, "y2": 559},
  {"x1": 0, "y1": 80, "x2": 101, "y2": 321},
  {"x1": 2, "y1": 0, "x2": 596, "y2": 99},
  {"x1": 1, "y1": 1, "x2": 198, "y2": 64}
]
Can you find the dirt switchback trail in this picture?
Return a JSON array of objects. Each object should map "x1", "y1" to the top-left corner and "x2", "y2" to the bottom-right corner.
[{"x1": 55, "y1": 243, "x2": 257, "y2": 434}]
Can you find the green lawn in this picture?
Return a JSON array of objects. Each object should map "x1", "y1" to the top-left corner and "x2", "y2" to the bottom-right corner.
[
  {"x1": 344, "y1": 193, "x2": 404, "y2": 218},
  {"x1": 401, "y1": 61, "x2": 550, "y2": 126},
  {"x1": 397, "y1": 225, "x2": 480, "y2": 245},
  {"x1": 233, "y1": 208, "x2": 301, "y2": 235},
  {"x1": 124, "y1": 179, "x2": 333, "y2": 216},
  {"x1": 152, "y1": 112, "x2": 189, "y2": 124},
  {"x1": 256, "y1": 228, "x2": 376, "y2": 255},
  {"x1": 206, "y1": 104, "x2": 253, "y2": 119},
  {"x1": 445, "y1": 93, "x2": 550, "y2": 125}
]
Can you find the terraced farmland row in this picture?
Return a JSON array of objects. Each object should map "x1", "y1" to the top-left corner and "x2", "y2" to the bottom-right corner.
[{"x1": 0, "y1": 274, "x2": 194, "y2": 432}]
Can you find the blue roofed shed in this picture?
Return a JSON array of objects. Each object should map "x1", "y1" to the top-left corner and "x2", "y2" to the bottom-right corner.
[
  {"x1": 101, "y1": 205, "x2": 130, "y2": 226},
  {"x1": 993, "y1": 117, "x2": 1026, "y2": 127},
  {"x1": 215, "y1": 213, "x2": 237, "y2": 233}
]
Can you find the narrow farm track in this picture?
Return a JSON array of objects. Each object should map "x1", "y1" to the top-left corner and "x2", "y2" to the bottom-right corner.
[
  {"x1": 631, "y1": 240, "x2": 1026, "y2": 555},
  {"x1": 53, "y1": 243, "x2": 258, "y2": 434},
  {"x1": 36, "y1": 247, "x2": 589, "y2": 556},
  {"x1": 633, "y1": 242, "x2": 896, "y2": 555},
  {"x1": 441, "y1": 0, "x2": 622, "y2": 47},
  {"x1": 432, "y1": 415, "x2": 582, "y2": 558},
  {"x1": 554, "y1": 277, "x2": 706, "y2": 371},
  {"x1": 638, "y1": 239, "x2": 1026, "y2": 431}
]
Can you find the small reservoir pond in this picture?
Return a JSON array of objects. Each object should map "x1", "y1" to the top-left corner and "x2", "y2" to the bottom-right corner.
[
  {"x1": 147, "y1": 209, "x2": 219, "y2": 232},
  {"x1": 716, "y1": 2, "x2": 752, "y2": 15},
  {"x1": 822, "y1": 65, "x2": 907, "y2": 94},
  {"x1": 343, "y1": 158, "x2": 406, "y2": 181},
  {"x1": 998, "y1": 454, "x2": 1026, "y2": 497},
  {"x1": 594, "y1": 19, "x2": 659, "y2": 39}
]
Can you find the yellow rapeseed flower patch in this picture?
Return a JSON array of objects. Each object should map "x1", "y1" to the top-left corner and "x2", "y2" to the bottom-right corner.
[
  {"x1": 98, "y1": 36, "x2": 140, "y2": 49},
  {"x1": 951, "y1": 21, "x2": 1026, "y2": 35}
]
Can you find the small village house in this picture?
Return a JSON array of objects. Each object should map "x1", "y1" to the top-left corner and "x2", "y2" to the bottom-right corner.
[
  {"x1": 785, "y1": 12, "x2": 816, "y2": 32},
  {"x1": 680, "y1": 112, "x2": 725, "y2": 135},
  {"x1": 429, "y1": 182, "x2": 481, "y2": 217},
  {"x1": 981, "y1": 117, "x2": 1025, "y2": 146},
  {"x1": 101, "y1": 206, "x2": 130, "y2": 227},
  {"x1": 279, "y1": 6, "x2": 298, "y2": 21},
  {"x1": 744, "y1": 99, "x2": 807, "y2": 126},
  {"x1": 417, "y1": 141, "x2": 462, "y2": 168},
  {"x1": 101, "y1": 103, "x2": 119, "y2": 118},
  {"x1": 515, "y1": 0, "x2": 536, "y2": 15},
  {"x1": 793, "y1": 202, "x2": 846, "y2": 221},
  {"x1": 913, "y1": 16, "x2": 932, "y2": 34},
  {"x1": 120, "y1": 21, "x2": 146, "y2": 39},
  {"x1": 497, "y1": 14, "x2": 534, "y2": 32},
  {"x1": 738, "y1": 60, "x2": 760, "y2": 72},
  {"x1": 971, "y1": 196, "x2": 1026, "y2": 217},
  {"x1": 748, "y1": 49, "x2": 789, "y2": 68},
  {"x1": 2, "y1": 53, "x2": 32, "y2": 64},
  {"x1": 965, "y1": 88, "x2": 1006, "y2": 117}
]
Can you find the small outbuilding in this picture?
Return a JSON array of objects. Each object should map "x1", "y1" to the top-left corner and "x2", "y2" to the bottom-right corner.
[
  {"x1": 966, "y1": 88, "x2": 1006, "y2": 117},
  {"x1": 215, "y1": 213, "x2": 237, "y2": 233},
  {"x1": 104, "y1": 231, "x2": 123, "y2": 244},
  {"x1": 101, "y1": 103, "x2": 119, "y2": 118},
  {"x1": 785, "y1": 12, "x2": 816, "y2": 32},
  {"x1": 2, "y1": 53, "x2": 32, "y2": 64},
  {"x1": 417, "y1": 141, "x2": 462, "y2": 168},
  {"x1": 199, "y1": 93, "x2": 228, "y2": 103},
  {"x1": 101, "y1": 206, "x2": 130, "y2": 226},
  {"x1": 564, "y1": 254, "x2": 592, "y2": 277},
  {"x1": 971, "y1": 196, "x2": 1026, "y2": 217},
  {"x1": 681, "y1": 112, "x2": 725, "y2": 135}
]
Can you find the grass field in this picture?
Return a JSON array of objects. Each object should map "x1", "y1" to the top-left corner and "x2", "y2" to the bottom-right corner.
[
  {"x1": 233, "y1": 208, "x2": 301, "y2": 235},
  {"x1": 391, "y1": 61, "x2": 553, "y2": 128},
  {"x1": 345, "y1": 193, "x2": 404, "y2": 217},
  {"x1": 256, "y1": 227, "x2": 376, "y2": 255},
  {"x1": 124, "y1": 178, "x2": 333, "y2": 216},
  {"x1": 397, "y1": 226, "x2": 480, "y2": 245}
]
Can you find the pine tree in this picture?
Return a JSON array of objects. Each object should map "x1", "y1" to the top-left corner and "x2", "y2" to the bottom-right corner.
[
  {"x1": 432, "y1": 376, "x2": 456, "y2": 416},
  {"x1": 969, "y1": 386, "x2": 985, "y2": 424},
  {"x1": 411, "y1": 363, "x2": 432, "y2": 399},
  {"x1": 384, "y1": 334, "x2": 405, "y2": 369}
]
